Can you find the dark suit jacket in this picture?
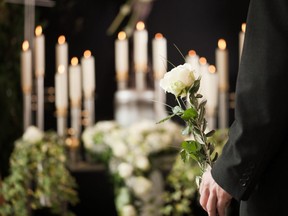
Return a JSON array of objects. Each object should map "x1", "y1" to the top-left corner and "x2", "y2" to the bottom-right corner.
[{"x1": 212, "y1": 0, "x2": 288, "y2": 215}]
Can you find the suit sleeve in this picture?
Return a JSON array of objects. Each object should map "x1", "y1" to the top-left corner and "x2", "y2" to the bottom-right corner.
[{"x1": 211, "y1": 0, "x2": 288, "y2": 201}]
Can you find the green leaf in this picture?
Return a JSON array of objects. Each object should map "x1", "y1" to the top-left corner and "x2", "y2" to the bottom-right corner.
[
  {"x1": 189, "y1": 79, "x2": 201, "y2": 93},
  {"x1": 205, "y1": 130, "x2": 215, "y2": 137},
  {"x1": 198, "y1": 99, "x2": 207, "y2": 110},
  {"x1": 156, "y1": 113, "x2": 177, "y2": 124},
  {"x1": 180, "y1": 149, "x2": 189, "y2": 163},
  {"x1": 212, "y1": 152, "x2": 218, "y2": 162},
  {"x1": 173, "y1": 106, "x2": 183, "y2": 114},
  {"x1": 181, "y1": 140, "x2": 201, "y2": 153},
  {"x1": 181, "y1": 107, "x2": 198, "y2": 120},
  {"x1": 182, "y1": 125, "x2": 191, "y2": 136}
]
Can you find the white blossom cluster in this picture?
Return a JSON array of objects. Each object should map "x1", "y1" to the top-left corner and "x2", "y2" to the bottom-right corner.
[{"x1": 81, "y1": 119, "x2": 184, "y2": 215}]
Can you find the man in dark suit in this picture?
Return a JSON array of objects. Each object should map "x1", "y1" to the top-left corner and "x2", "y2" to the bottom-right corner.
[{"x1": 199, "y1": 0, "x2": 288, "y2": 215}]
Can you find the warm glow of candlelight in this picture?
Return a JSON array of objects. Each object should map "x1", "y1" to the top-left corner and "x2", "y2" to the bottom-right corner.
[
  {"x1": 188, "y1": 50, "x2": 196, "y2": 57},
  {"x1": 155, "y1": 33, "x2": 163, "y2": 39},
  {"x1": 242, "y1": 23, "x2": 246, "y2": 33},
  {"x1": 199, "y1": 57, "x2": 207, "y2": 65},
  {"x1": 22, "y1": 40, "x2": 29, "y2": 51},
  {"x1": 58, "y1": 65, "x2": 65, "y2": 74},
  {"x1": 84, "y1": 50, "x2": 91, "y2": 58},
  {"x1": 208, "y1": 65, "x2": 216, "y2": 74},
  {"x1": 71, "y1": 57, "x2": 78, "y2": 66},
  {"x1": 136, "y1": 21, "x2": 145, "y2": 31},
  {"x1": 118, "y1": 31, "x2": 126, "y2": 40},
  {"x1": 35, "y1": 25, "x2": 42, "y2": 36},
  {"x1": 218, "y1": 39, "x2": 226, "y2": 50},
  {"x1": 58, "y1": 35, "x2": 66, "y2": 44}
]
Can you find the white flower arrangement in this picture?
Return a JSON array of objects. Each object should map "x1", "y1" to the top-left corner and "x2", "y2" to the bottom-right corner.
[{"x1": 82, "y1": 119, "x2": 184, "y2": 215}]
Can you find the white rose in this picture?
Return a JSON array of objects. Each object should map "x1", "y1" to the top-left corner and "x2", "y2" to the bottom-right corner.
[
  {"x1": 130, "y1": 176, "x2": 152, "y2": 198},
  {"x1": 95, "y1": 120, "x2": 119, "y2": 133},
  {"x1": 22, "y1": 126, "x2": 43, "y2": 144},
  {"x1": 111, "y1": 141, "x2": 128, "y2": 158},
  {"x1": 160, "y1": 63, "x2": 195, "y2": 97},
  {"x1": 118, "y1": 162, "x2": 134, "y2": 179},
  {"x1": 82, "y1": 127, "x2": 95, "y2": 150},
  {"x1": 135, "y1": 155, "x2": 150, "y2": 171},
  {"x1": 121, "y1": 205, "x2": 137, "y2": 216}
]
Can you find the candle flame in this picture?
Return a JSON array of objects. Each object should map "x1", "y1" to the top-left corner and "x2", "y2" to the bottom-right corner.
[
  {"x1": 84, "y1": 50, "x2": 91, "y2": 58},
  {"x1": 208, "y1": 65, "x2": 216, "y2": 74},
  {"x1": 35, "y1": 25, "x2": 42, "y2": 36},
  {"x1": 241, "y1": 23, "x2": 246, "y2": 33},
  {"x1": 155, "y1": 33, "x2": 163, "y2": 39},
  {"x1": 218, "y1": 39, "x2": 226, "y2": 50},
  {"x1": 136, "y1": 21, "x2": 145, "y2": 31},
  {"x1": 22, "y1": 40, "x2": 29, "y2": 51},
  {"x1": 58, "y1": 35, "x2": 66, "y2": 44},
  {"x1": 58, "y1": 65, "x2": 65, "y2": 74},
  {"x1": 199, "y1": 57, "x2": 207, "y2": 65},
  {"x1": 188, "y1": 50, "x2": 196, "y2": 57},
  {"x1": 118, "y1": 31, "x2": 126, "y2": 40},
  {"x1": 71, "y1": 57, "x2": 78, "y2": 66}
]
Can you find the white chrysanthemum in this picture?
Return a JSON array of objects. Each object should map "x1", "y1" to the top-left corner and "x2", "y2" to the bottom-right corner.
[
  {"x1": 160, "y1": 63, "x2": 196, "y2": 97},
  {"x1": 95, "y1": 120, "x2": 119, "y2": 133},
  {"x1": 22, "y1": 126, "x2": 43, "y2": 144},
  {"x1": 129, "y1": 176, "x2": 152, "y2": 198},
  {"x1": 118, "y1": 162, "x2": 134, "y2": 179},
  {"x1": 122, "y1": 205, "x2": 137, "y2": 216},
  {"x1": 134, "y1": 155, "x2": 150, "y2": 171},
  {"x1": 110, "y1": 141, "x2": 128, "y2": 158},
  {"x1": 82, "y1": 126, "x2": 95, "y2": 150}
]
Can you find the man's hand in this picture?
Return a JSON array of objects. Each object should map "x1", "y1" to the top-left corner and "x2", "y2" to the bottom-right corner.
[{"x1": 199, "y1": 169, "x2": 233, "y2": 216}]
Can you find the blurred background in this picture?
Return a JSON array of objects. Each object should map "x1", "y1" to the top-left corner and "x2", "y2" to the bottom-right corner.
[{"x1": 0, "y1": 0, "x2": 250, "y2": 214}]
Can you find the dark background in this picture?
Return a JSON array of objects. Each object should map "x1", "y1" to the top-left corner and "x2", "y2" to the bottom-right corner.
[{"x1": 39, "y1": 0, "x2": 250, "y2": 130}]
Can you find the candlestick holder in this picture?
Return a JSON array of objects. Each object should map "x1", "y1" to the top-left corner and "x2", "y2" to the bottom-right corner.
[
  {"x1": 135, "y1": 71, "x2": 146, "y2": 91},
  {"x1": 206, "y1": 107, "x2": 217, "y2": 130},
  {"x1": 65, "y1": 134, "x2": 80, "y2": 166},
  {"x1": 84, "y1": 96, "x2": 95, "y2": 128},
  {"x1": 116, "y1": 72, "x2": 129, "y2": 90},
  {"x1": 70, "y1": 105, "x2": 81, "y2": 138},
  {"x1": 36, "y1": 75, "x2": 44, "y2": 131},
  {"x1": 218, "y1": 89, "x2": 229, "y2": 129},
  {"x1": 154, "y1": 79, "x2": 167, "y2": 121},
  {"x1": 23, "y1": 90, "x2": 32, "y2": 131},
  {"x1": 56, "y1": 108, "x2": 67, "y2": 137}
]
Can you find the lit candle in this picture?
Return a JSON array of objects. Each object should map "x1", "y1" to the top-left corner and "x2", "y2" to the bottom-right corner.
[
  {"x1": 55, "y1": 65, "x2": 68, "y2": 109},
  {"x1": 34, "y1": 25, "x2": 45, "y2": 77},
  {"x1": 133, "y1": 21, "x2": 148, "y2": 72},
  {"x1": 185, "y1": 50, "x2": 200, "y2": 75},
  {"x1": 215, "y1": 39, "x2": 229, "y2": 92},
  {"x1": 56, "y1": 35, "x2": 69, "y2": 106},
  {"x1": 239, "y1": 23, "x2": 246, "y2": 62},
  {"x1": 115, "y1": 31, "x2": 129, "y2": 84},
  {"x1": 81, "y1": 50, "x2": 96, "y2": 99},
  {"x1": 206, "y1": 65, "x2": 219, "y2": 111},
  {"x1": 21, "y1": 40, "x2": 32, "y2": 93},
  {"x1": 216, "y1": 39, "x2": 229, "y2": 129},
  {"x1": 56, "y1": 35, "x2": 68, "y2": 72},
  {"x1": 152, "y1": 33, "x2": 167, "y2": 80},
  {"x1": 69, "y1": 57, "x2": 82, "y2": 107},
  {"x1": 199, "y1": 57, "x2": 208, "y2": 96}
]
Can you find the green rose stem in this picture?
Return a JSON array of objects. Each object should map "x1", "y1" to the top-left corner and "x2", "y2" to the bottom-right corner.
[{"x1": 158, "y1": 63, "x2": 218, "y2": 186}]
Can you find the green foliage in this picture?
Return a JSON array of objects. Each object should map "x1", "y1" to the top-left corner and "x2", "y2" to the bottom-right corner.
[
  {"x1": 159, "y1": 76, "x2": 221, "y2": 173},
  {"x1": 161, "y1": 129, "x2": 228, "y2": 216},
  {"x1": 0, "y1": 131, "x2": 79, "y2": 216}
]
